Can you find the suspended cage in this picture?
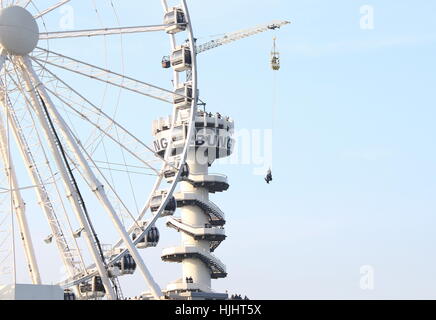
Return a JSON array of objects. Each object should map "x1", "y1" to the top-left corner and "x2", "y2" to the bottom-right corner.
[{"x1": 271, "y1": 37, "x2": 280, "y2": 71}]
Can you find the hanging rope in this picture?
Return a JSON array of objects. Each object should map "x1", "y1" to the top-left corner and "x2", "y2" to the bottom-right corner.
[
  {"x1": 265, "y1": 36, "x2": 281, "y2": 183},
  {"x1": 272, "y1": 62, "x2": 278, "y2": 130},
  {"x1": 271, "y1": 36, "x2": 280, "y2": 131}
]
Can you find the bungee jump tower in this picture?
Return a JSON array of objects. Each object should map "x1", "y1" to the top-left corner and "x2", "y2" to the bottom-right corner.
[
  {"x1": 145, "y1": 3, "x2": 236, "y2": 301},
  {"x1": 153, "y1": 110, "x2": 234, "y2": 300}
]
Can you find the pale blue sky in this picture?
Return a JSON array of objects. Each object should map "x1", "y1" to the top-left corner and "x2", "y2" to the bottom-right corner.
[
  {"x1": 191, "y1": 0, "x2": 436, "y2": 299},
  {"x1": 4, "y1": 0, "x2": 436, "y2": 299},
  {"x1": 212, "y1": 0, "x2": 436, "y2": 299}
]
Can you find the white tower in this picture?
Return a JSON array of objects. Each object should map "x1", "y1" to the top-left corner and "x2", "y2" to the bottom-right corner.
[{"x1": 153, "y1": 110, "x2": 234, "y2": 300}]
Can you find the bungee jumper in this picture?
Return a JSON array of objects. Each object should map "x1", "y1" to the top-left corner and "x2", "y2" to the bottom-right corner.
[{"x1": 265, "y1": 168, "x2": 273, "y2": 184}]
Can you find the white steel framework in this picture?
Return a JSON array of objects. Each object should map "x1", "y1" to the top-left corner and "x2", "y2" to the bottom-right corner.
[{"x1": 0, "y1": 0, "x2": 289, "y2": 300}]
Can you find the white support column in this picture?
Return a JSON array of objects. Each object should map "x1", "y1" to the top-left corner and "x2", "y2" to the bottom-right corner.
[
  {"x1": 0, "y1": 80, "x2": 84, "y2": 298},
  {"x1": 0, "y1": 100, "x2": 42, "y2": 285},
  {"x1": 22, "y1": 57, "x2": 163, "y2": 300},
  {"x1": 17, "y1": 56, "x2": 116, "y2": 300}
]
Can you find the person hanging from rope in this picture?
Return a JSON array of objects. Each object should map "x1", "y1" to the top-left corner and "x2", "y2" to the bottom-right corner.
[
  {"x1": 265, "y1": 168, "x2": 273, "y2": 184},
  {"x1": 265, "y1": 36, "x2": 279, "y2": 186}
]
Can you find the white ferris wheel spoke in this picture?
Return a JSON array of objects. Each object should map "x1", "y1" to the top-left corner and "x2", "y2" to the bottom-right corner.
[
  {"x1": 39, "y1": 24, "x2": 171, "y2": 40},
  {"x1": 33, "y1": 0, "x2": 71, "y2": 19},
  {"x1": 22, "y1": 57, "x2": 164, "y2": 300},
  {"x1": 32, "y1": 48, "x2": 184, "y2": 104},
  {"x1": 44, "y1": 85, "x2": 162, "y2": 175},
  {"x1": 31, "y1": 58, "x2": 165, "y2": 174}
]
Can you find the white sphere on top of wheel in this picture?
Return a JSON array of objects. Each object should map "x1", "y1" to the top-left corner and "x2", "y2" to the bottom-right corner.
[{"x1": 0, "y1": 6, "x2": 39, "y2": 55}]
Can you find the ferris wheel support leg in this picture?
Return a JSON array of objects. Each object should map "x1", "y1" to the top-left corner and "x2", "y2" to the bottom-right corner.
[
  {"x1": 22, "y1": 57, "x2": 164, "y2": 300},
  {"x1": 0, "y1": 85, "x2": 85, "y2": 299},
  {"x1": 1, "y1": 72, "x2": 86, "y2": 291},
  {"x1": 17, "y1": 56, "x2": 117, "y2": 300},
  {"x1": 0, "y1": 92, "x2": 42, "y2": 285}
]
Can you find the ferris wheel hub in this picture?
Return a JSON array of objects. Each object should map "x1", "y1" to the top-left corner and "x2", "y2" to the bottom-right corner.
[{"x1": 0, "y1": 6, "x2": 39, "y2": 55}]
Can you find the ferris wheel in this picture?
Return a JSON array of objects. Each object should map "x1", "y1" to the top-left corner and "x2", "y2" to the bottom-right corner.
[
  {"x1": 0, "y1": 0, "x2": 289, "y2": 300},
  {"x1": 0, "y1": 0, "x2": 201, "y2": 300}
]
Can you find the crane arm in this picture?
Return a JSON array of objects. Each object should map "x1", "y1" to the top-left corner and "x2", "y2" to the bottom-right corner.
[{"x1": 195, "y1": 20, "x2": 291, "y2": 54}]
